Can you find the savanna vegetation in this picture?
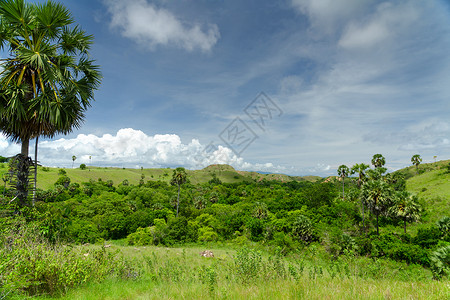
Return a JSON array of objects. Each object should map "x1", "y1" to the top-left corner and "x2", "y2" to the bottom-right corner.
[
  {"x1": 0, "y1": 0, "x2": 448, "y2": 299},
  {"x1": 0, "y1": 157, "x2": 449, "y2": 299}
]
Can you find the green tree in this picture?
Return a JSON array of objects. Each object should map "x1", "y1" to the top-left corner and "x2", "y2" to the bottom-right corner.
[
  {"x1": 0, "y1": 0, "x2": 101, "y2": 205},
  {"x1": 371, "y1": 154, "x2": 386, "y2": 169},
  {"x1": 351, "y1": 163, "x2": 370, "y2": 231},
  {"x1": 411, "y1": 154, "x2": 422, "y2": 175},
  {"x1": 170, "y1": 167, "x2": 187, "y2": 217},
  {"x1": 72, "y1": 155, "x2": 76, "y2": 168},
  {"x1": 337, "y1": 164, "x2": 349, "y2": 200},
  {"x1": 361, "y1": 179, "x2": 392, "y2": 235},
  {"x1": 351, "y1": 163, "x2": 369, "y2": 188},
  {"x1": 389, "y1": 191, "x2": 421, "y2": 234}
]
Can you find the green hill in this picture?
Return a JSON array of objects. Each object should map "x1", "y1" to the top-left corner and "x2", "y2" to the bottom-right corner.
[
  {"x1": 0, "y1": 163, "x2": 320, "y2": 190},
  {"x1": 401, "y1": 160, "x2": 450, "y2": 224}
]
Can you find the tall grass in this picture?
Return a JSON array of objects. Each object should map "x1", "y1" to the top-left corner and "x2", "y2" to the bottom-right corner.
[{"x1": 36, "y1": 244, "x2": 449, "y2": 300}]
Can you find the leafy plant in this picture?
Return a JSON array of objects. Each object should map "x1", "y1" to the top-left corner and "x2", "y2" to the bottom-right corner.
[{"x1": 430, "y1": 245, "x2": 450, "y2": 279}]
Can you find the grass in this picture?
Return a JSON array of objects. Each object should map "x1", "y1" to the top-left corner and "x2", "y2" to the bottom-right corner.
[
  {"x1": 31, "y1": 243, "x2": 449, "y2": 300},
  {"x1": 0, "y1": 163, "x2": 320, "y2": 190},
  {"x1": 406, "y1": 166, "x2": 450, "y2": 225}
]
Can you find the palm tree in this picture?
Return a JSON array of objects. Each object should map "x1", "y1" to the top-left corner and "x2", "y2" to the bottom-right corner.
[
  {"x1": 351, "y1": 163, "x2": 369, "y2": 188},
  {"x1": 411, "y1": 154, "x2": 422, "y2": 175},
  {"x1": 0, "y1": 0, "x2": 101, "y2": 205},
  {"x1": 337, "y1": 165, "x2": 349, "y2": 200},
  {"x1": 389, "y1": 191, "x2": 421, "y2": 234},
  {"x1": 371, "y1": 154, "x2": 386, "y2": 169},
  {"x1": 361, "y1": 179, "x2": 392, "y2": 235},
  {"x1": 170, "y1": 167, "x2": 188, "y2": 217},
  {"x1": 72, "y1": 155, "x2": 76, "y2": 169},
  {"x1": 351, "y1": 163, "x2": 370, "y2": 231}
]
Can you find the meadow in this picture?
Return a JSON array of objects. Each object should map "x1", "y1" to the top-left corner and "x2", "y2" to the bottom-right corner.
[{"x1": 1, "y1": 159, "x2": 449, "y2": 299}]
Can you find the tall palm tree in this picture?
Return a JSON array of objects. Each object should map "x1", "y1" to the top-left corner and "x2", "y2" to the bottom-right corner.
[
  {"x1": 371, "y1": 154, "x2": 386, "y2": 169},
  {"x1": 361, "y1": 179, "x2": 392, "y2": 235},
  {"x1": 351, "y1": 163, "x2": 369, "y2": 188},
  {"x1": 337, "y1": 164, "x2": 349, "y2": 200},
  {"x1": 0, "y1": 0, "x2": 101, "y2": 205},
  {"x1": 170, "y1": 167, "x2": 188, "y2": 217},
  {"x1": 411, "y1": 154, "x2": 422, "y2": 175},
  {"x1": 351, "y1": 163, "x2": 370, "y2": 232},
  {"x1": 72, "y1": 155, "x2": 76, "y2": 168}
]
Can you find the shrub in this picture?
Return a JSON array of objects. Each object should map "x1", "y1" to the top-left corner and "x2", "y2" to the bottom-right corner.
[
  {"x1": 371, "y1": 233, "x2": 430, "y2": 266},
  {"x1": 0, "y1": 221, "x2": 137, "y2": 297},
  {"x1": 436, "y1": 216, "x2": 450, "y2": 239},
  {"x1": 246, "y1": 217, "x2": 264, "y2": 241},
  {"x1": 233, "y1": 247, "x2": 262, "y2": 283},
  {"x1": 430, "y1": 245, "x2": 450, "y2": 279},
  {"x1": 127, "y1": 227, "x2": 153, "y2": 246},
  {"x1": 198, "y1": 226, "x2": 218, "y2": 242},
  {"x1": 413, "y1": 226, "x2": 441, "y2": 248},
  {"x1": 291, "y1": 215, "x2": 317, "y2": 244}
]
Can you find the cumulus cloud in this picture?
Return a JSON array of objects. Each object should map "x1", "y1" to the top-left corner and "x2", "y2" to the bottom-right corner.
[
  {"x1": 0, "y1": 129, "x2": 288, "y2": 173},
  {"x1": 104, "y1": 0, "x2": 220, "y2": 52}
]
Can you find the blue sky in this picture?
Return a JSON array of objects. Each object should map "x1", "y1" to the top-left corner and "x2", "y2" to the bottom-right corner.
[{"x1": 1, "y1": 0, "x2": 450, "y2": 176}]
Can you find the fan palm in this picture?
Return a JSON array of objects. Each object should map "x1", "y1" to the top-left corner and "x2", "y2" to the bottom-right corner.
[
  {"x1": 371, "y1": 154, "x2": 386, "y2": 169},
  {"x1": 337, "y1": 164, "x2": 349, "y2": 200},
  {"x1": 411, "y1": 154, "x2": 422, "y2": 175},
  {"x1": 0, "y1": 0, "x2": 101, "y2": 205},
  {"x1": 361, "y1": 179, "x2": 392, "y2": 235},
  {"x1": 389, "y1": 191, "x2": 421, "y2": 234},
  {"x1": 170, "y1": 167, "x2": 188, "y2": 217},
  {"x1": 351, "y1": 163, "x2": 370, "y2": 232}
]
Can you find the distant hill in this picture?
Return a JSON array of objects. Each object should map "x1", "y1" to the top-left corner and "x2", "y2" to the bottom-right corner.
[{"x1": 0, "y1": 163, "x2": 321, "y2": 190}]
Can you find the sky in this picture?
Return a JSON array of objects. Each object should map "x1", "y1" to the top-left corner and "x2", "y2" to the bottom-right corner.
[{"x1": 1, "y1": 0, "x2": 450, "y2": 176}]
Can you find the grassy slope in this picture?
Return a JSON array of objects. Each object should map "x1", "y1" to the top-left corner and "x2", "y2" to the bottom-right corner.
[
  {"x1": 0, "y1": 163, "x2": 321, "y2": 190},
  {"x1": 404, "y1": 160, "x2": 450, "y2": 224}
]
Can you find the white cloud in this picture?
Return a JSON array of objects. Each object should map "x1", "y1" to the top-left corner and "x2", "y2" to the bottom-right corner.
[
  {"x1": 1, "y1": 128, "x2": 289, "y2": 173},
  {"x1": 338, "y1": 2, "x2": 419, "y2": 49},
  {"x1": 291, "y1": 0, "x2": 372, "y2": 35},
  {"x1": 104, "y1": 0, "x2": 220, "y2": 52}
]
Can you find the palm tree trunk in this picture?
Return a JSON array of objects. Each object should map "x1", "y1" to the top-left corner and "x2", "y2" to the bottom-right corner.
[
  {"x1": 342, "y1": 179, "x2": 345, "y2": 200},
  {"x1": 21, "y1": 138, "x2": 30, "y2": 157},
  {"x1": 376, "y1": 212, "x2": 379, "y2": 235},
  {"x1": 33, "y1": 136, "x2": 39, "y2": 206},
  {"x1": 176, "y1": 184, "x2": 180, "y2": 217},
  {"x1": 361, "y1": 199, "x2": 365, "y2": 233}
]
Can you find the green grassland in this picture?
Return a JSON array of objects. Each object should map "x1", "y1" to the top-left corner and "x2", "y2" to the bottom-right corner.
[
  {"x1": 0, "y1": 163, "x2": 321, "y2": 190},
  {"x1": 34, "y1": 243, "x2": 448, "y2": 300},
  {"x1": 401, "y1": 160, "x2": 450, "y2": 225}
]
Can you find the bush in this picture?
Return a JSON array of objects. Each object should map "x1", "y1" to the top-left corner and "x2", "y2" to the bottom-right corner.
[
  {"x1": 79, "y1": 164, "x2": 87, "y2": 170},
  {"x1": 233, "y1": 247, "x2": 262, "y2": 283},
  {"x1": 430, "y1": 245, "x2": 450, "y2": 279},
  {"x1": 436, "y1": 216, "x2": 450, "y2": 239},
  {"x1": 413, "y1": 226, "x2": 441, "y2": 248},
  {"x1": 198, "y1": 226, "x2": 218, "y2": 242},
  {"x1": 291, "y1": 215, "x2": 317, "y2": 244},
  {"x1": 370, "y1": 233, "x2": 430, "y2": 266},
  {"x1": 0, "y1": 221, "x2": 137, "y2": 297}
]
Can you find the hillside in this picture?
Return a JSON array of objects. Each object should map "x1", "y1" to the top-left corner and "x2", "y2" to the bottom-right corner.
[
  {"x1": 401, "y1": 160, "x2": 450, "y2": 224},
  {"x1": 0, "y1": 163, "x2": 321, "y2": 190}
]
